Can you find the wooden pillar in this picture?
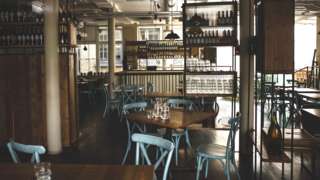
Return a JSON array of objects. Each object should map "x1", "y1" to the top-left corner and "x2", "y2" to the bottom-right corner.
[
  {"x1": 108, "y1": 11, "x2": 115, "y2": 93},
  {"x1": 44, "y1": 0, "x2": 62, "y2": 154}
]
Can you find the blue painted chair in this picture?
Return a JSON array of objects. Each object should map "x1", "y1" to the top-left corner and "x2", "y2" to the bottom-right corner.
[
  {"x1": 102, "y1": 83, "x2": 121, "y2": 118},
  {"x1": 121, "y1": 101, "x2": 148, "y2": 165},
  {"x1": 7, "y1": 140, "x2": 46, "y2": 164},
  {"x1": 166, "y1": 98, "x2": 193, "y2": 166},
  {"x1": 132, "y1": 133, "x2": 174, "y2": 180},
  {"x1": 195, "y1": 114, "x2": 241, "y2": 180}
]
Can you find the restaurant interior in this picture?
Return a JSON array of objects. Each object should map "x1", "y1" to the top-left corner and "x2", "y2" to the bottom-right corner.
[{"x1": 0, "y1": 0, "x2": 320, "y2": 179}]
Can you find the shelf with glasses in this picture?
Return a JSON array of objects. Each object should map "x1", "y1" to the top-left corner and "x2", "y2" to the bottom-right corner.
[
  {"x1": 185, "y1": 71, "x2": 236, "y2": 96},
  {"x1": 183, "y1": 1, "x2": 238, "y2": 100}
]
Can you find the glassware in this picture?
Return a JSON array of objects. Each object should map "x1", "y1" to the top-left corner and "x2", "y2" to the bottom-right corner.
[
  {"x1": 146, "y1": 110, "x2": 152, "y2": 120},
  {"x1": 34, "y1": 162, "x2": 52, "y2": 180}
]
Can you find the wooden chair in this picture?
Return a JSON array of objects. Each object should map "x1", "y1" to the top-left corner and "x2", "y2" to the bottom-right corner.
[
  {"x1": 132, "y1": 133, "x2": 174, "y2": 180},
  {"x1": 7, "y1": 140, "x2": 46, "y2": 164},
  {"x1": 121, "y1": 101, "x2": 148, "y2": 165},
  {"x1": 167, "y1": 98, "x2": 193, "y2": 166},
  {"x1": 195, "y1": 114, "x2": 241, "y2": 180}
]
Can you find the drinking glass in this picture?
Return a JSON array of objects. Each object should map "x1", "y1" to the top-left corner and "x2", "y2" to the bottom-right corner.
[{"x1": 34, "y1": 162, "x2": 52, "y2": 180}]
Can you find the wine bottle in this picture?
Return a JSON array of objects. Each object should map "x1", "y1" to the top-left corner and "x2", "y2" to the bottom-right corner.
[
  {"x1": 221, "y1": 11, "x2": 225, "y2": 25},
  {"x1": 217, "y1": 11, "x2": 220, "y2": 25},
  {"x1": 267, "y1": 111, "x2": 283, "y2": 155}
]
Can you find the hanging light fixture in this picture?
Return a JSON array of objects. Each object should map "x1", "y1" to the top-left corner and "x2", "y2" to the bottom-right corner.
[
  {"x1": 187, "y1": 1, "x2": 204, "y2": 35},
  {"x1": 165, "y1": 0, "x2": 180, "y2": 40}
]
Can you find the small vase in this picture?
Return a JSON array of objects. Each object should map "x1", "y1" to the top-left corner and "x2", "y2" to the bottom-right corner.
[{"x1": 267, "y1": 111, "x2": 283, "y2": 155}]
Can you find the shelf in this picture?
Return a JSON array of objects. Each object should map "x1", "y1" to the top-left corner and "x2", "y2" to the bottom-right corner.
[
  {"x1": 185, "y1": 93, "x2": 234, "y2": 97},
  {"x1": 185, "y1": 41, "x2": 237, "y2": 47},
  {"x1": 145, "y1": 92, "x2": 184, "y2": 98},
  {"x1": 186, "y1": 71, "x2": 235, "y2": 75},
  {"x1": 251, "y1": 130, "x2": 290, "y2": 163},
  {"x1": 0, "y1": 45, "x2": 43, "y2": 49},
  {"x1": 184, "y1": 1, "x2": 236, "y2": 7},
  {"x1": 186, "y1": 24, "x2": 235, "y2": 29},
  {"x1": 0, "y1": 22, "x2": 43, "y2": 26}
]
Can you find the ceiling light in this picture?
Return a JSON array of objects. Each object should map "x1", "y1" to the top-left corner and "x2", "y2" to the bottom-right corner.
[
  {"x1": 31, "y1": 1, "x2": 45, "y2": 14},
  {"x1": 165, "y1": 30, "x2": 180, "y2": 39}
]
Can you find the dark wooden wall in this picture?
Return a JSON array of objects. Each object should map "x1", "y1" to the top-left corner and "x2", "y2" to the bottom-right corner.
[
  {"x1": 257, "y1": 0, "x2": 294, "y2": 74},
  {"x1": 0, "y1": 53, "x2": 78, "y2": 147}
]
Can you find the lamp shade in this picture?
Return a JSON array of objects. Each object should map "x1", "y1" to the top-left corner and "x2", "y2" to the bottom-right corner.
[{"x1": 165, "y1": 30, "x2": 180, "y2": 39}]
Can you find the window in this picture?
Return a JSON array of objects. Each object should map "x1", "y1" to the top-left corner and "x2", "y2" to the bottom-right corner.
[
  {"x1": 98, "y1": 28, "x2": 123, "y2": 67},
  {"x1": 77, "y1": 44, "x2": 97, "y2": 73},
  {"x1": 138, "y1": 27, "x2": 161, "y2": 40},
  {"x1": 99, "y1": 44, "x2": 108, "y2": 66}
]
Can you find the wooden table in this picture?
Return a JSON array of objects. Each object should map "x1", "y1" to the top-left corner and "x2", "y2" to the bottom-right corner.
[
  {"x1": 302, "y1": 108, "x2": 320, "y2": 135},
  {"x1": 127, "y1": 109, "x2": 216, "y2": 129},
  {"x1": 294, "y1": 87, "x2": 320, "y2": 93},
  {"x1": 0, "y1": 163, "x2": 154, "y2": 180},
  {"x1": 298, "y1": 93, "x2": 320, "y2": 101}
]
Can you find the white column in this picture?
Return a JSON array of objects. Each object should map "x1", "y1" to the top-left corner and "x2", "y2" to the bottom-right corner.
[
  {"x1": 108, "y1": 12, "x2": 115, "y2": 93},
  {"x1": 239, "y1": 0, "x2": 254, "y2": 177},
  {"x1": 44, "y1": 0, "x2": 62, "y2": 154},
  {"x1": 317, "y1": 17, "x2": 320, "y2": 63}
]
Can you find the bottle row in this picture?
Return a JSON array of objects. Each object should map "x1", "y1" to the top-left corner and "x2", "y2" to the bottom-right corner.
[
  {"x1": 0, "y1": 10, "x2": 72, "y2": 24},
  {"x1": 185, "y1": 30, "x2": 236, "y2": 45},
  {"x1": 186, "y1": 10, "x2": 235, "y2": 27},
  {"x1": 0, "y1": 10, "x2": 43, "y2": 23},
  {"x1": 0, "y1": 29, "x2": 44, "y2": 46},
  {"x1": 0, "y1": 32, "x2": 71, "y2": 47}
]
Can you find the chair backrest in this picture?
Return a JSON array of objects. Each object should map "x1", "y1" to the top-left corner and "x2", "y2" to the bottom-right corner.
[
  {"x1": 226, "y1": 114, "x2": 241, "y2": 158},
  {"x1": 147, "y1": 82, "x2": 153, "y2": 93},
  {"x1": 7, "y1": 140, "x2": 46, "y2": 164},
  {"x1": 122, "y1": 101, "x2": 147, "y2": 115},
  {"x1": 167, "y1": 98, "x2": 193, "y2": 111},
  {"x1": 132, "y1": 133, "x2": 174, "y2": 180}
]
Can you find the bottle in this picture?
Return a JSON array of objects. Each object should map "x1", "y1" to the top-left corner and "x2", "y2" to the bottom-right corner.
[
  {"x1": 229, "y1": 10, "x2": 234, "y2": 24},
  {"x1": 221, "y1": 11, "x2": 225, "y2": 25},
  {"x1": 217, "y1": 11, "x2": 220, "y2": 25},
  {"x1": 267, "y1": 111, "x2": 283, "y2": 155}
]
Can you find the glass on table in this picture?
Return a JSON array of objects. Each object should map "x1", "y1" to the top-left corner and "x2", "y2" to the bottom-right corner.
[
  {"x1": 34, "y1": 162, "x2": 52, "y2": 180},
  {"x1": 146, "y1": 110, "x2": 152, "y2": 120}
]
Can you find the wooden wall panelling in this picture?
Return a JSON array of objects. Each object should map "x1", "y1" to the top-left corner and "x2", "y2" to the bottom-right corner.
[
  {"x1": 9, "y1": 55, "x2": 32, "y2": 144},
  {"x1": 60, "y1": 54, "x2": 71, "y2": 146},
  {"x1": 257, "y1": 0, "x2": 294, "y2": 73},
  {"x1": 0, "y1": 56, "x2": 9, "y2": 143},
  {"x1": 68, "y1": 54, "x2": 78, "y2": 144},
  {"x1": 29, "y1": 54, "x2": 46, "y2": 145}
]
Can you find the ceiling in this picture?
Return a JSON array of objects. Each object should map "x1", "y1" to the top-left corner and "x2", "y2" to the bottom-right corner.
[{"x1": 72, "y1": 0, "x2": 320, "y2": 25}]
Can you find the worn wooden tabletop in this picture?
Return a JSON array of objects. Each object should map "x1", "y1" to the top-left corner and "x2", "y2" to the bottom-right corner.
[
  {"x1": 0, "y1": 163, "x2": 154, "y2": 180},
  {"x1": 127, "y1": 109, "x2": 217, "y2": 129}
]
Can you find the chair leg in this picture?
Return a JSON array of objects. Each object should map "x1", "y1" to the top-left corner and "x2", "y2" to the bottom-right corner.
[
  {"x1": 231, "y1": 159, "x2": 241, "y2": 180},
  {"x1": 205, "y1": 159, "x2": 209, "y2": 178},
  {"x1": 226, "y1": 160, "x2": 231, "y2": 180},
  {"x1": 184, "y1": 129, "x2": 192, "y2": 149},
  {"x1": 122, "y1": 120, "x2": 132, "y2": 165},
  {"x1": 121, "y1": 140, "x2": 131, "y2": 165},
  {"x1": 173, "y1": 136, "x2": 181, "y2": 166},
  {"x1": 196, "y1": 156, "x2": 202, "y2": 180}
]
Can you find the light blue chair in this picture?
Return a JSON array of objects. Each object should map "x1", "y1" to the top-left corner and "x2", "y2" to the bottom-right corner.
[
  {"x1": 132, "y1": 133, "x2": 174, "y2": 180},
  {"x1": 195, "y1": 115, "x2": 241, "y2": 180},
  {"x1": 102, "y1": 83, "x2": 121, "y2": 118},
  {"x1": 121, "y1": 101, "x2": 148, "y2": 165},
  {"x1": 167, "y1": 98, "x2": 193, "y2": 166},
  {"x1": 7, "y1": 140, "x2": 46, "y2": 164}
]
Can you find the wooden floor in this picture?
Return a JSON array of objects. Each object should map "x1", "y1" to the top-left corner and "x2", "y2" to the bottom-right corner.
[{"x1": 0, "y1": 97, "x2": 316, "y2": 180}]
